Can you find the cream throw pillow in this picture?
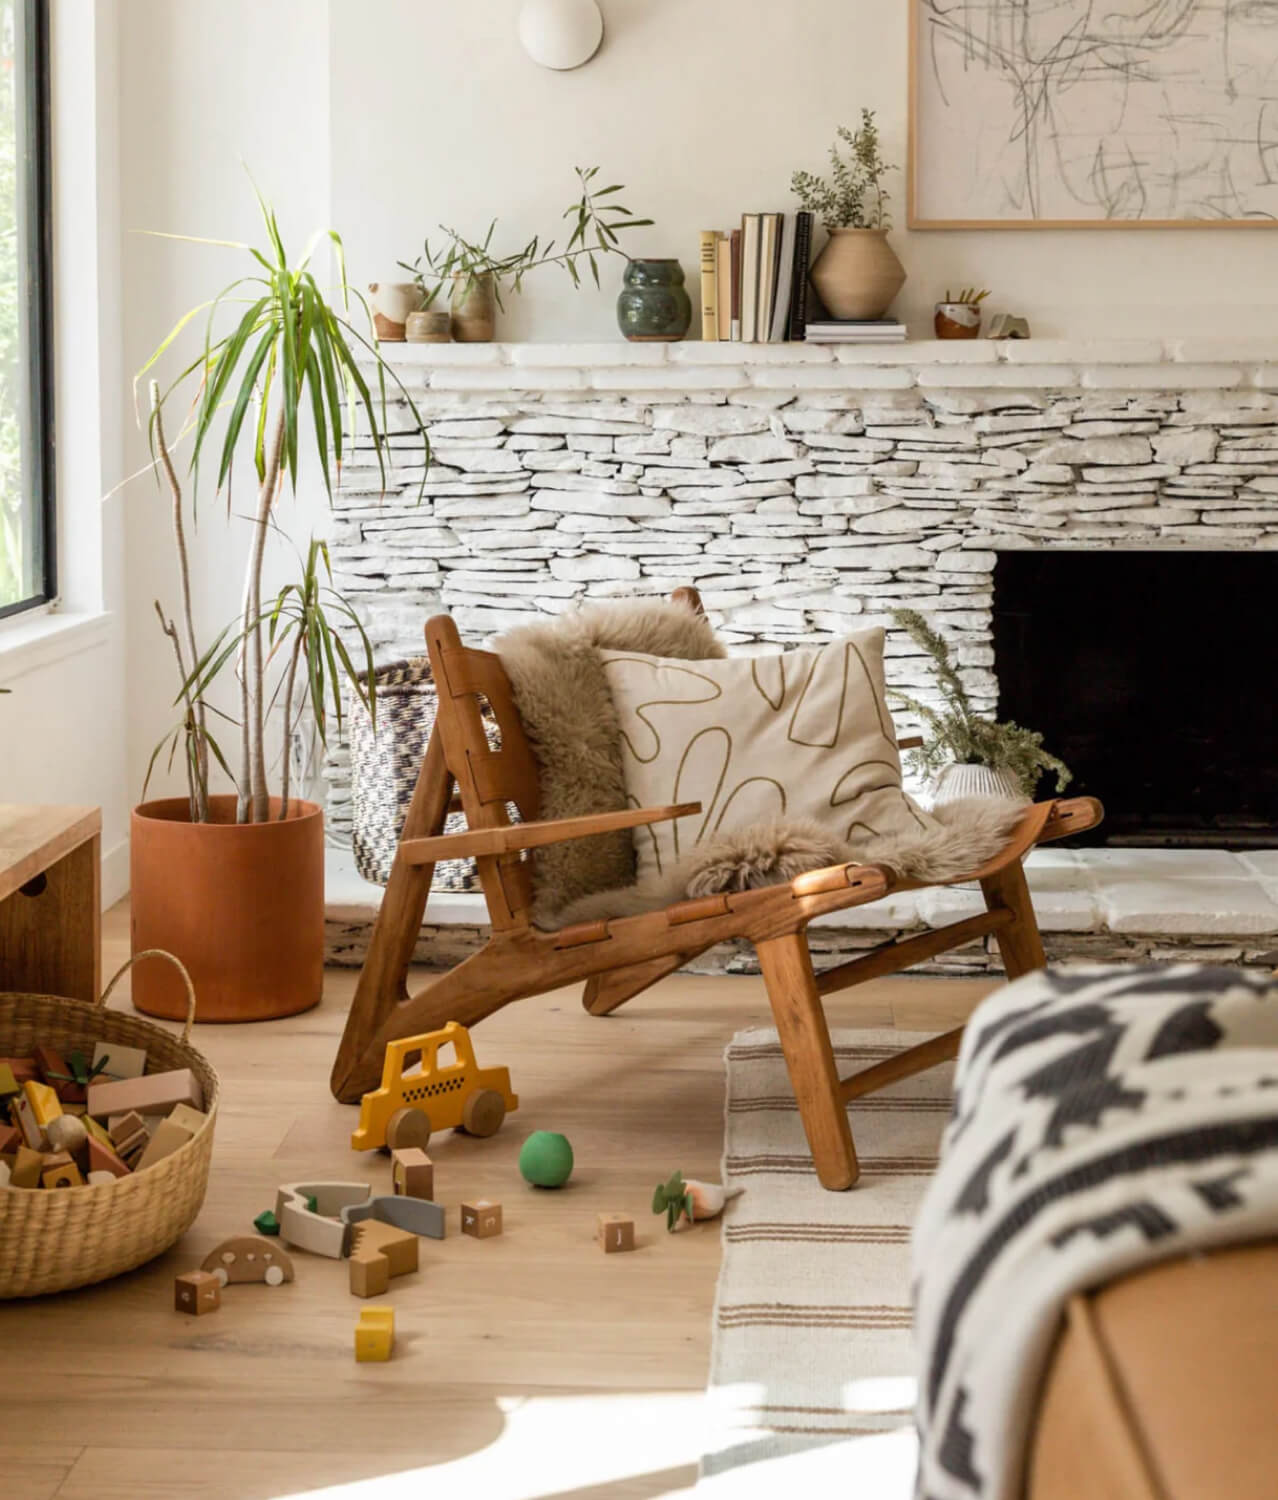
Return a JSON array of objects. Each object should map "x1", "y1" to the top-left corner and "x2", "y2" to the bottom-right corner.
[{"x1": 599, "y1": 630, "x2": 937, "y2": 884}]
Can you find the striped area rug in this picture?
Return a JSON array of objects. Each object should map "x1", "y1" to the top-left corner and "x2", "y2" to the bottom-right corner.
[{"x1": 699, "y1": 1026, "x2": 953, "y2": 1489}]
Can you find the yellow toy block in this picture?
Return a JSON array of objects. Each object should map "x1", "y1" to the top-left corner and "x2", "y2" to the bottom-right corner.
[
  {"x1": 23, "y1": 1079, "x2": 62, "y2": 1130},
  {"x1": 354, "y1": 1305, "x2": 395, "y2": 1362}
]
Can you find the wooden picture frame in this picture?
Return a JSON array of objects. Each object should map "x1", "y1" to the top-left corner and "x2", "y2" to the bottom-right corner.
[{"x1": 908, "y1": 0, "x2": 1278, "y2": 231}]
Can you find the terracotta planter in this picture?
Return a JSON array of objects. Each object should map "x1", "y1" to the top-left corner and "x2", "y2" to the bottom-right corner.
[
  {"x1": 809, "y1": 227, "x2": 905, "y2": 321},
  {"x1": 450, "y1": 273, "x2": 496, "y2": 342},
  {"x1": 130, "y1": 796, "x2": 324, "y2": 1022},
  {"x1": 934, "y1": 301, "x2": 982, "y2": 339},
  {"x1": 367, "y1": 281, "x2": 421, "y2": 342}
]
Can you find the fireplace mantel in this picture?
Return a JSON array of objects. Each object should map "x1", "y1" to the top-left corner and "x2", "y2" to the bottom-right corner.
[{"x1": 372, "y1": 336, "x2": 1278, "y2": 393}]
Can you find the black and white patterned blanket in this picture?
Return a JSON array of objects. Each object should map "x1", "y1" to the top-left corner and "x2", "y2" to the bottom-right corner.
[{"x1": 912, "y1": 963, "x2": 1278, "y2": 1500}]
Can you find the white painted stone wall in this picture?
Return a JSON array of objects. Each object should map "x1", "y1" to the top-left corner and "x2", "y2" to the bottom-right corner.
[{"x1": 325, "y1": 339, "x2": 1278, "y2": 837}]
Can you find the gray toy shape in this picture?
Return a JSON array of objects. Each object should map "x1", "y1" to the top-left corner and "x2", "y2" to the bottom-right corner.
[{"x1": 341, "y1": 1194, "x2": 447, "y2": 1241}]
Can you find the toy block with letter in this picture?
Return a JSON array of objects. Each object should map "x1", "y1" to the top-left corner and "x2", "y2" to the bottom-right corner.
[
  {"x1": 597, "y1": 1214, "x2": 635, "y2": 1253},
  {"x1": 174, "y1": 1270, "x2": 222, "y2": 1315},
  {"x1": 461, "y1": 1200, "x2": 502, "y2": 1239}
]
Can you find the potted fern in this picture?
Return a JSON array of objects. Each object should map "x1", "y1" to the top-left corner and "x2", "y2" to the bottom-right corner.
[
  {"x1": 791, "y1": 111, "x2": 904, "y2": 321},
  {"x1": 889, "y1": 610, "x2": 1072, "y2": 804},
  {"x1": 129, "y1": 191, "x2": 426, "y2": 1022}
]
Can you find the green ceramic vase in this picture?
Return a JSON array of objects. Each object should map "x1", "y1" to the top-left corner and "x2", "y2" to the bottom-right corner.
[{"x1": 616, "y1": 258, "x2": 692, "y2": 342}]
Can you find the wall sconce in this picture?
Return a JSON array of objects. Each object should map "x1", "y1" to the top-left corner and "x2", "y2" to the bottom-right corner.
[{"x1": 518, "y1": 0, "x2": 604, "y2": 70}]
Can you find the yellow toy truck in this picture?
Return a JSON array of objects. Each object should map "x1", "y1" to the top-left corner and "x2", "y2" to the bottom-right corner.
[{"x1": 350, "y1": 1021, "x2": 518, "y2": 1153}]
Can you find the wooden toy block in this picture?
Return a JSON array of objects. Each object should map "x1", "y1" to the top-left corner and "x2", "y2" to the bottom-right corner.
[
  {"x1": 391, "y1": 1147, "x2": 434, "y2": 1200},
  {"x1": 33, "y1": 1045, "x2": 84, "y2": 1104},
  {"x1": 10, "y1": 1145, "x2": 43, "y2": 1188},
  {"x1": 12, "y1": 1092, "x2": 47, "y2": 1151},
  {"x1": 0, "y1": 1063, "x2": 18, "y2": 1097},
  {"x1": 86, "y1": 1169, "x2": 116, "y2": 1186},
  {"x1": 87, "y1": 1068, "x2": 202, "y2": 1121},
  {"x1": 88, "y1": 1136, "x2": 131, "y2": 1179},
  {"x1": 23, "y1": 1078, "x2": 62, "y2": 1130},
  {"x1": 348, "y1": 1219, "x2": 418, "y2": 1298},
  {"x1": 107, "y1": 1111, "x2": 149, "y2": 1160},
  {"x1": 354, "y1": 1305, "x2": 395, "y2": 1362},
  {"x1": 461, "y1": 1200, "x2": 503, "y2": 1239},
  {"x1": 0, "y1": 1057, "x2": 37, "y2": 1089},
  {"x1": 83, "y1": 1116, "x2": 114, "y2": 1150},
  {"x1": 166, "y1": 1102, "x2": 208, "y2": 1137},
  {"x1": 92, "y1": 1039, "x2": 148, "y2": 1081},
  {"x1": 343, "y1": 1194, "x2": 446, "y2": 1241},
  {"x1": 0, "y1": 1123, "x2": 19, "y2": 1155},
  {"x1": 174, "y1": 1270, "x2": 222, "y2": 1315},
  {"x1": 134, "y1": 1116, "x2": 194, "y2": 1171},
  {"x1": 277, "y1": 1182, "x2": 371, "y2": 1258},
  {"x1": 201, "y1": 1237, "x2": 295, "y2": 1287},
  {"x1": 596, "y1": 1214, "x2": 636, "y2": 1253},
  {"x1": 41, "y1": 1151, "x2": 84, "y2": 1189},
  {"x1": 0, "y1": 1159, "x2": 9, "y2": 1187}
]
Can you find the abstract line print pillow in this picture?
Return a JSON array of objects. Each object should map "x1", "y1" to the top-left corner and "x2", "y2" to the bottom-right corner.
[{"x1": 599, "y1": 630, "x2": 936, "y2": 885}]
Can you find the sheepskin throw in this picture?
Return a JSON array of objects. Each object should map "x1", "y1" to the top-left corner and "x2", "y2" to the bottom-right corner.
[
  {"x1": 913, "y1": 963, "x2": 1278, "y2": 1500},
  {"x1": 600, "y1": 631, "x2": 937, "y2": 886},
  {"x1": 494, "y1": 597, "x2": 723, "y2": 918}
]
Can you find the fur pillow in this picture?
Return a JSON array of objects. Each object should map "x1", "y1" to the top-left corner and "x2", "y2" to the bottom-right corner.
[
  {"x1": 599, "y1": 629, "x2": 937, "y2": 887},
  {"x1": 494, "y1": 597, "x2": 724, "y2": 918}
]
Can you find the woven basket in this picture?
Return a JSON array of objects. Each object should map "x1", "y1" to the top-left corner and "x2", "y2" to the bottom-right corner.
[
  {"x1": 349, "y1": 657, "x2": 494, "y2": 890},
  {"x1": 0, "y1": 950, "x2": 219, "y2": 1299}
]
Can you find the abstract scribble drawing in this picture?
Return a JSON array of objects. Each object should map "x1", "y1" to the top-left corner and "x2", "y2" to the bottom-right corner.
[{"x1": 911, "y1": 0, "x2": 1278, "y2": 225}]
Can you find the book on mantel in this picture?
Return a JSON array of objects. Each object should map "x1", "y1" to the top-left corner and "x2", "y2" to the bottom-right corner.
[
  {"x1": 693, "y1": 210, "x2": 814, "y2": 341},
  {"x1": 804, "y1": 318, "x2": 907, "y2": 343}
]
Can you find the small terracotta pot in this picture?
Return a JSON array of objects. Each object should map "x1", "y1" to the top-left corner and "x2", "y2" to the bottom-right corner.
[
  {"x1": 451, "y1": 273, "x2": 496, "y2": 342},
  {"x1": 130, "y1": 796, "x2": 324, "y2": 1023},
  {"x1": 934, "y1": 301, "x2": 982, "y2": 339},
  {"x1": 405, "y1": 308, "x2": 452, "y2": 343}
]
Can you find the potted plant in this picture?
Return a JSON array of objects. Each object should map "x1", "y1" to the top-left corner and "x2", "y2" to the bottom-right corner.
[
  {"x1": 791, "y1": 111, "x2": 904, "y2": 321},
  {"x1": 130, "y1": 191, "x2": 427, "y2": 1022},
  {"x1": 935, "y1": 286, "x2": 990, "y2": 339},
  {"x1": 889, "y1": 610, "x2": 1072, "y2": 804},
  {"x1": 399, "y1": 166, "x2": 653, "y2": 342}
]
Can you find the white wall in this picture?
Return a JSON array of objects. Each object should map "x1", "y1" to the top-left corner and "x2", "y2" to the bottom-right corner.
[{"x1": 330, "y1": 0, "x2": 1278, "y2": 342}]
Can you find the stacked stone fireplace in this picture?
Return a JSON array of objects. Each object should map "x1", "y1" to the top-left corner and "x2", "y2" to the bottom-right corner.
[{"x1": 324, "y1": 338, "x2": 1278, "y2": 972}]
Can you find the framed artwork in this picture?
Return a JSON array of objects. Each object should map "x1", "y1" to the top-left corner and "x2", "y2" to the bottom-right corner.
[{"x1": 909, "y1": 0, "x2": 1278, "y2": 229}]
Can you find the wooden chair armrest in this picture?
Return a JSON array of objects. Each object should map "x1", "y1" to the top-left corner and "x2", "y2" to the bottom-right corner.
[{"x1": 400, "y1": 803, "x2": 701, "y2": 866}]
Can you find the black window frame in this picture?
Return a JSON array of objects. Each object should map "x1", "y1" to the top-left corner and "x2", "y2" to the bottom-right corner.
[{"x1": 0, "y1": 0, "x2": 54, "y2": 622}]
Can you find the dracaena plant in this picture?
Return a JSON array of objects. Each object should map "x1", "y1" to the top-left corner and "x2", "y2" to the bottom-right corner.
[
  {"x1": 888, "y1": 609, "x2": 1072, "y2": 796},
  {"x1": 399, "y1": 166, "x2": 653, "y2": 311},
  {"x1": 138, "y1": 188, "x2": 427, "y2": 824}
]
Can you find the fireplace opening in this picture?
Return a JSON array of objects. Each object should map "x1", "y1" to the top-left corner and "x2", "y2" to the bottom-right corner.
[{"x1": 992, "y1": 551, "x2": 1278, "y2": 848}]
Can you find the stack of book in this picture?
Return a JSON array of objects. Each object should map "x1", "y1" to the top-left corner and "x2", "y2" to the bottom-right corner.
[
  {"x1": 803, "y1": 318, "x2": 907, "y2": 344},
  {"x1": 698, "y1": 211, "x2": 814, "y2": 343}
]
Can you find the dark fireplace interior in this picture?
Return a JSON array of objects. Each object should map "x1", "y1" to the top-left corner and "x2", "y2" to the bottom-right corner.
[{"x1": 992, "y1": 551, "x2": 1278, "y2": 848}]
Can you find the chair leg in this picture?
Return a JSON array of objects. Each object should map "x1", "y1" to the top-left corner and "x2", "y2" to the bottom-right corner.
[
  {"x1": 582, "y1": 953, "x2": 688, "y2": 1016},
  {"x1": 980, "y1": 857, "x2": 1047, "y2": 980},
  {"x1": 755, "y1": 932, "x2": 859, "y2": 1191},
  {"x1": 331, "y1": 729, "x2": 453, "y2": 1103}
]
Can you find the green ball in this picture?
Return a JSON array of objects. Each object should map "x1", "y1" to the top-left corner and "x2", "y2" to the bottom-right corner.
[{"x1": 518, "y1": 1130, "x2": 574, "y2": 1188}]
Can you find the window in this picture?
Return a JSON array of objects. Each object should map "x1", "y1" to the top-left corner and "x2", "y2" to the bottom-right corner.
[{"x1": 0, "y1": 0, "x2": 51, "y2": 620}]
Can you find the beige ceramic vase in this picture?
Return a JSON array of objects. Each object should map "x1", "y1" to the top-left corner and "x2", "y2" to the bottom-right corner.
[
  {"x1": 809, "y1": 227, "x2": 906, "y2": 321},
  {"x1": 451, "y1": 272, "x2": 497, "y2": 342}
]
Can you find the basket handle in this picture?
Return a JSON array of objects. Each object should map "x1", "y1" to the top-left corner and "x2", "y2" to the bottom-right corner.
[{"x1": 99, "y1": 950, "x2": 198, "y2": 1044}]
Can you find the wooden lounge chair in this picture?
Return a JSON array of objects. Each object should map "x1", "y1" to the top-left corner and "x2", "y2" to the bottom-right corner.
[{"x1": 331, "y1": 590, "x2": 1103, "y2": 1190}]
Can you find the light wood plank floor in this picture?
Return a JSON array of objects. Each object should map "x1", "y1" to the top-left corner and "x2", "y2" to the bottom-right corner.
[{"x1": 2, "y1": 902, "x2": 995, "y2": 1500}]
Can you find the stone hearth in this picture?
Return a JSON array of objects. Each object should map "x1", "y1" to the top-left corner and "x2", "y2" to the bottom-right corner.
[{"x1": 324, "y1": 338, "x2": 1278, "y2": 970}]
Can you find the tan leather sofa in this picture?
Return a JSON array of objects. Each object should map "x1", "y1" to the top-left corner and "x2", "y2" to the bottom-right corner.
[{"x1": 1028, "y1": 1241, "x2": 1278, "y2": 1499}]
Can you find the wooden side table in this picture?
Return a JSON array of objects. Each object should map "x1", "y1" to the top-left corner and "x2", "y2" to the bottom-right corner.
[{"x1": 0, "y1": 804, "x2": 101, "y2": 1002}]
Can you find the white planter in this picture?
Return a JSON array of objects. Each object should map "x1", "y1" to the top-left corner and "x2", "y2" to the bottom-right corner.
[{"x1": 932, "y1": 763, "x2": 1026, "y2": 805}]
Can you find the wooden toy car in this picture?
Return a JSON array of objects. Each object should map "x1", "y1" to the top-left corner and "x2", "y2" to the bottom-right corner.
[{"x1": 350, "y1": 1021, "x2": 517, "y2": 1153}]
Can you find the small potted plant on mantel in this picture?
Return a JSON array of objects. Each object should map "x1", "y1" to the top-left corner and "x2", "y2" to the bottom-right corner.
[
  {"x1": 791, "y1": 110, "x2": 904, "y2": 322},
  {"x1": 398, "y1": 166, "x2": 654, "y2": 341},
  {"x1": 889, "y1": 610, "x2": 1072, "y2": 804},
  {"x1": 128, "y1": 191, "x2": 427, "y2": 1022}
]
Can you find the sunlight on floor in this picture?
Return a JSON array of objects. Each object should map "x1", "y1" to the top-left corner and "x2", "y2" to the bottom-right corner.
[
  {"x1": 697, "y1": 1427, "x2": 918, "y2": 1497},
  {"x1": 276, "y1": 1390, "x2": 710, "y2": 1500}
]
